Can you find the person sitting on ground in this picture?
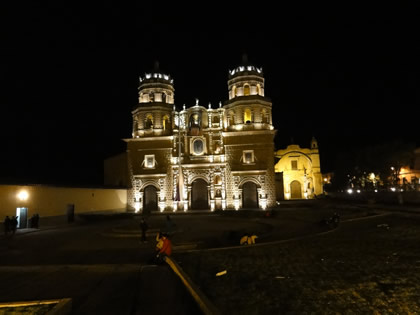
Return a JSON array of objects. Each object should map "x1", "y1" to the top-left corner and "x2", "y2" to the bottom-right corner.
[
  {"x1": 240, "y1": 233, "x2": 258, "y2": 245},
  {"x1": 155, "y1": 233, "x2": 172, "y2": 264},
  {"x1": 247, "y1": 234, "x2": 258, "y2": 244},
  {"x1": 240, "y1": 233, "x2": 250, "y2": 245}
]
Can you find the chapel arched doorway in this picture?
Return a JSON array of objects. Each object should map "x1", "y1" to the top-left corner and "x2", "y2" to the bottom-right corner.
[{"x1": 290, "y1": 181, "x2": 302, "y2": 199}]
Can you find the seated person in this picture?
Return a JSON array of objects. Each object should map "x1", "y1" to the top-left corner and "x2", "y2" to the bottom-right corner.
[
  {"x1": 240, "y1": 233, "x2": 258, "y2": 245},
  {"x1": 155, "y1": 233, "x2": 172, "y2": 264}
]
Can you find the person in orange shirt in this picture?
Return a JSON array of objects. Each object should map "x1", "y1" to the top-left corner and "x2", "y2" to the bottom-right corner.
[{"x1": 155, "y1": 233, "x2": 172, "y2": 264}]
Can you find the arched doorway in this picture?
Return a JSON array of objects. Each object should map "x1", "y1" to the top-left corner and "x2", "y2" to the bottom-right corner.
[
  {"x1": 143, "y1": 185, "x2": 158, "y2": 213},
  {"x1": 191, "y1": 179, "x2": 208, "y2": 210},
  {"x1": 242, "y1": 182, "x2": 258, "y2": 208},
  {"x1": 290, "y1": 181, "x2": 302, "y2": 199}
]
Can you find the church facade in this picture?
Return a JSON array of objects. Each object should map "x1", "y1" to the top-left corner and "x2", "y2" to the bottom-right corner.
[{"x1": 125, "y1": 62, "x2": 277, "y2": 212}]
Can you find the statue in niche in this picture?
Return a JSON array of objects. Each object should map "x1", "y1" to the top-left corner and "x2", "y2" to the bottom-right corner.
[{"x1": 189, "y1": 112, "x2": 201, "y2": 136}]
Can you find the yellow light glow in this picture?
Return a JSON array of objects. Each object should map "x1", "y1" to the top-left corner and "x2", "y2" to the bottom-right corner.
[{"x1": 17, "y1": 190, "x2": 29, "y2": 201}]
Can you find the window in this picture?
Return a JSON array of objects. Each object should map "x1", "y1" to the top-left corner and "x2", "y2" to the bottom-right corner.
[
  {"x1": 261, "y1": 109, "x2": 269, "y2": 124},
  {"x1": 163, "y1": 115, "x2": 169, "y2": 130},
  {"x1": 232, "y1": 86, "x2": 237, "y2": 97},
  {"x1": 244, "y1": 84, "x2": 250, "y2": 96},
  {"x1": 291, "y1": 160, "x2": 298, "y2": 170},
  {"x1": 193, "y1": 139, "x2": 204, "y2": 155},
  {"x1": 144, "y1": 155, "x2": 155, "y2": 168},
  {"x1": 228, "y1": 112, "x2": 234, "y2": 126},
  {"x1": 145, "y1": 114, "x2": 153, "y2": 129},
  {"x1": 189, "y1": 112, "x2": 201, "y2": 136},
  {"x1": 243, "y1": 150, "x2": 254, "y2": 164},
  {"x1": 244, "y1": 109, "x2": 252, "y2": 124}
]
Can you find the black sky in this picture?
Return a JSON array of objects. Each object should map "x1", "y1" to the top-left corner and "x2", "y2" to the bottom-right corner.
[{"x1": 1, "y1": 3, "x2": 419, "y2": 185}]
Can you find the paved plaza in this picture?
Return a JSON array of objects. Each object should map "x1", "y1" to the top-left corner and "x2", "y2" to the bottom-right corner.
[{"x1": 0, "y1": 201, "x2": 419, "y2": 314}]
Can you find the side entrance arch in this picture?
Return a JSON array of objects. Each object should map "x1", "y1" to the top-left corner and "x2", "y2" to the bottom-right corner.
[
  {"x1": 191, "y1": 179, "x2": 209, "y2": 210},
  {"x1": 290, "y1": 180, "x2": 302, "y2": 199},
  {"x1": 242, "y1": 182, "x2": 258, "y2": 209},
  {"x1": 143, "y1": 185, "x2": 158, "y2": 213}
]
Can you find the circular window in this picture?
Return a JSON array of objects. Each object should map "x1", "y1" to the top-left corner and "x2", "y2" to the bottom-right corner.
[{"x1": 193, "y1": 139, "x2": 204, "y2": 154}]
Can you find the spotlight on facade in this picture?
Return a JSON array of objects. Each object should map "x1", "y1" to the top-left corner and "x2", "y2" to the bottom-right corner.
[
  {"x1": 234, "y1": 199, "x2": 240, "y2": 210},
  {"x1": 261, "y1": 200, "x2": 267, "y2": 210},
  {"x1": 17, "y1": 190, "x2": 29, "y2": 201}
]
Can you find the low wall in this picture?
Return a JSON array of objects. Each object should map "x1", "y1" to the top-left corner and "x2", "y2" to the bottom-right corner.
[{"x1": 0, "y1": 184, "x2": 127, "y2": 219}]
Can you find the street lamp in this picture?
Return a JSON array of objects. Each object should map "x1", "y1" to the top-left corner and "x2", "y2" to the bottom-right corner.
[{"x1": 17, "y1": 190, "x2": 29, "y2": 201}]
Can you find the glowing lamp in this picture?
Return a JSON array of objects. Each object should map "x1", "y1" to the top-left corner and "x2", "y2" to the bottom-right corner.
[{"x1": 17, "y1": 190, "x2": 29, "y2": 201}]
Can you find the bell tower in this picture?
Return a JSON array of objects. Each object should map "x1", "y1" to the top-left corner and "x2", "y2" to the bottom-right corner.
[
  {"x1": 224, "y1": 56, "x2": 272, "y2": 131},
  {"x1": 222, "y1": 56, "x2": 277, "y2": 210},
  {"x1": 132, "y1": 62, "x2": 175, "y2": 138}
]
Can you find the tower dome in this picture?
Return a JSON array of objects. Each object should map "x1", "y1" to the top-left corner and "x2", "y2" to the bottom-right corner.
[
  {"x1": 138, "y1": 62, "x2": 175, "y2": 105},
  {"x1": 227, "y1": 56, "x2": 264, "y2": 100},
  {"x1": 132, "y1": 63, "x2": 175, "y2": 138},
  {"x1": 224, "y1": 57, "x2": 272, "y2": 131}
]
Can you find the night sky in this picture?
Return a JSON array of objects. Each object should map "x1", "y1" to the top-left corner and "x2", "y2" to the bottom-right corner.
[{"x1": 1, "y1": 3, "x2": 419, "y2": 186}]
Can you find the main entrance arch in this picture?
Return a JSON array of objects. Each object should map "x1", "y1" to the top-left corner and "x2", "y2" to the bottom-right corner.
[
  {"x1": 191, "y1": 179, "x2": 209, "y2": 210},
  {"x1": 290, "y1": 180, "x2": 302, "y2": 199},
  {"x1": 242, "y1": 182, "x2": 258, "y2": 208},
  {"x1": 143, "y1": 185, "x2": 158, "y2": 213}
]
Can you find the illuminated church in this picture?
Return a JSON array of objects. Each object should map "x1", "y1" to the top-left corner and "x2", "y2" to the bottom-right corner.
[{"x1": 123, "y1": 61, "x2": 277, "y2": 212}]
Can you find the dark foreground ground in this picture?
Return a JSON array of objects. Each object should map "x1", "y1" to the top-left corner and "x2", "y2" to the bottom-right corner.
[
  {"x1": 0, "y1": 201, "x2": 419, "y2": 314},
  {"x1": 177, "y1": 212, "x2": 420, "y2": 314}
]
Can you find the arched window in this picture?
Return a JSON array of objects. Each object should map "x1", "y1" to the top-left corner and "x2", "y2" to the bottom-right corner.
[
  {"x1": 261, "y1": 109, "x2": 269, "y2": 124},
  {"x1": 232, "y1": 86, "x2": 237, "y2": 98},
  {"x1": 162, "y1": 93, "x2": 166, "y2": 103},
  {"x1": 149, "y1": 93, "x2": 154, "y2": 102},
  {"x1": 256, "y1": 84, "x2": 261, "y2": 96},
  {"x1": 163, "y1": 115, "x2": 170, "y2": 130},
  {"x1": 189, "y1": 112, "x2": 201, "y2": 136},
  {"x1": 145, "y1": 114, "x2": 153, "y2": 129},
  {"x1": 212, "y1": 115, "x2": 220, "y2": 127},
  {"x1": 243, "y1": 84, "x2": 250, "y2": 96},
  {"x1": 228, "y1": 111, "x2": 234, "y2": 126},
  {"x1": 244, "y1": 109, "x2": 252, "y2": 124}
]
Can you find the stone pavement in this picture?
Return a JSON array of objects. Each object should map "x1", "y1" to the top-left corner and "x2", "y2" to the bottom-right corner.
[{"x1": 0, "y1": 202, "x2": 418, "y2": 314}]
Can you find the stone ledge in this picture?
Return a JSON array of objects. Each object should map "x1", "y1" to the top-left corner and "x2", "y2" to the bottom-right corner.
[
  {"x1": 165, "y1": 257, "x2": 220, "y2": 315},
  {"x1": 0, "y1": 298, "x2": 72, "y2": 315}
]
